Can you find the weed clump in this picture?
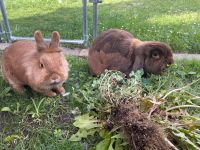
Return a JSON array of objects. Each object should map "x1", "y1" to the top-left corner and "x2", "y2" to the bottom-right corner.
[
  {"x1": 111, "y1": 102, "x2": 170, "y2": 150},
  {"x1": 98, "y1": 70, "x2": 170, "y2": 149},
  {"x1": 70, "y1": 64, "x2": 200, "y2": 150}
]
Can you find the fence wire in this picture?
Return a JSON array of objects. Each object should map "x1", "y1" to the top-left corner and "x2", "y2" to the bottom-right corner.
[{"x1": 0, "y1": 0, "x2": 102, "y2": 45}]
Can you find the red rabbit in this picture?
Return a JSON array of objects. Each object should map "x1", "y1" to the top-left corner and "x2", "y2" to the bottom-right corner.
[{"x1": 2, "y1": 31, "x2": 69, "y2": 96}]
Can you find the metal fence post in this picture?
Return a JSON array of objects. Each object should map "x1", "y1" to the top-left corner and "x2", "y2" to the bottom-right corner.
[
  {"x1": 0, "y1": 0, "x2": 12, "y2": 42},
  {"x1": 89, "y1": 0, "x2": 102, "y2": 40},
  {"x1": 82, "y1": 0, "x2": 88, "y2": 46},
  {"x1": 0, "y1": 22, "x2": 3, "y2": 42},
  {"x1": 0, "y1": 0, "x2": 90, "y2": 45}
]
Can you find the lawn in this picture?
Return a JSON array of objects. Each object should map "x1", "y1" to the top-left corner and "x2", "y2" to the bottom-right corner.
[
  {"x1": 1, "y1": 0, "x2": 200, "y2": 149},
  {"x1": 1, "y1": 0, "x2": 200, "y2": 53},
  {"x1": 0, "y1": 55, "x2": 200, "y2": 149},
  {"x1": 0, "y1": 56, "x2": 91, "y2": 149}
]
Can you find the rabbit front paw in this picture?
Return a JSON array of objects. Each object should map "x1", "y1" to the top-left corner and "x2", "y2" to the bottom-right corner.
[
  {"x1": 54, "y1": 86, "x2": 65, "y2": 94},
  {"x1": 43, "y1": 90, "x2": 57, "y2": 97}
]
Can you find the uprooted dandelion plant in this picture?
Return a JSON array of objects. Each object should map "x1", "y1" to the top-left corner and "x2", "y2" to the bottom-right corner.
[{"x1": 70, "y1": 63, "x2": 200, "y2": 150}]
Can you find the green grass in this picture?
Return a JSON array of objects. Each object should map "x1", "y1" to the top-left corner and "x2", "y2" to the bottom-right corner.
[
  {"x1": 0, "y1": 55, "x2": 200, "y2": 149},
  {"x1": 0, "y1": 56, "x2": 93, "y2": 149},
  {"x1": 1, "y1": 0, "x2": 200, "y2": 53}
]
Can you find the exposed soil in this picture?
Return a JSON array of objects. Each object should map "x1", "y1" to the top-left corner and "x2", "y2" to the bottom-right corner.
[{"x1": 111, "y1": 102, "x2": 170, "y2": 150}]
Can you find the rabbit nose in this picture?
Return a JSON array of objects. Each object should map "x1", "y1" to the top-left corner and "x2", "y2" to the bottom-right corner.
[
  {"x1": 166, "y1": 58, "x2": 174, "y2": 66},
  {"x1": 166, "y1": 57, "x2": 174, "y2": 65},
  {"x1": 50, "y1": 74, "x2": 60, "y2": 84}
]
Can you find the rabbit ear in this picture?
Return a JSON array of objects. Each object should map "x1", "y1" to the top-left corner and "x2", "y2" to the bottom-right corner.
[
  {"x1": 132, "y1": 55, "x2": 144, "y2": 71},
  {"x1": 142, "y1": 41, "x2": 170, "y2": 56},
  {"x1": 34, "y1": 31, "x2": 48, "y2": 51},
  {"x1": 49, "y1": 31, "x2": 60, "y2": 49}
]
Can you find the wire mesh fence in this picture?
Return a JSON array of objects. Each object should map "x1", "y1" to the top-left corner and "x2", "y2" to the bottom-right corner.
[
  {"x1": 0, "y1": 0, "x2": 95, "y2": 45},
  {"x1": 0, "y1": 0, "x2": 200, "y2": 52}
]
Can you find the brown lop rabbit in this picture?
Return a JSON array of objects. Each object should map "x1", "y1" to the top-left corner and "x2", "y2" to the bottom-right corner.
[
  {"x1": 2, "y1": 31, "x2": 69, "y2": 96},
  {"x1": 88, "y1": 29, "x2": 174, "y2": 76}
]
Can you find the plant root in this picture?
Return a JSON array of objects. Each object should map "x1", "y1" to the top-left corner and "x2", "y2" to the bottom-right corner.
[{"x1": 111, "y1": 102, "x2": 171, "y2": 150}]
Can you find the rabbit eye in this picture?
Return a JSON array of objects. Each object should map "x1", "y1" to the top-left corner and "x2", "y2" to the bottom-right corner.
[
  {"x1": 40, "y1": 63, "x2": 44, "y2": 68},
  {"x1": 152, "y1": 52, "x2": 160, "y2": 59}
]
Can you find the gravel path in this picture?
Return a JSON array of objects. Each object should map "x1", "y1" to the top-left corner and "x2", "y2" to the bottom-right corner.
[
  {"x1": 0, "y1": 43, "x2": 200, "y2": 60},
  {"x1": 62, "y1": 47, "x2": 200, "y2": 60}
]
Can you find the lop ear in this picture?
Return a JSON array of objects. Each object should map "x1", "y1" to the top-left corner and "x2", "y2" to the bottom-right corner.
[
  {"x1": 49, "y1": 31, "x2": 60, "y2": 49},
  {"x1": 34, "y1": 31, "x2": 48, "y2": 51},
  {"x1": 132, "y1": 55, "x2": 144, "y2": 71},
  {"x1": 142, "y1": 41, "x2": 170, "y2": 56}
]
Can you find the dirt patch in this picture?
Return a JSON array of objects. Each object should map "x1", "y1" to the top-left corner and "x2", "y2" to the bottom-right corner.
[
  {"x1": 0, "y1": 112, "x2": 13, "y2": 133},
  {"x1": 111, "y1": 102, "x2": 170, "y2": 150},
  {"x1": 57, "y1": 109, "x2": 74, "y2": 124}
]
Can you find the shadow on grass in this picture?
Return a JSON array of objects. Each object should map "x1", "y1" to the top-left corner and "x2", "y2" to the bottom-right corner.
[
  {"x1": 98, "y1": 0, "x2": 200, "y2": 53},
  {"x1": 3, "y1": 0, "x2": 200, "y2": 52},
  {"x1": 0, "y1": 56, "x2": 90, "y2": 149}
]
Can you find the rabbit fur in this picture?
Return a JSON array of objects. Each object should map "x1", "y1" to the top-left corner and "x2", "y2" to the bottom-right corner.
[
  {"x1": 2, "y1": 31, "x2": 69, "y2": 97},
  {"x1": 88, "y1": 29, "x2": 174, "y2": 76}
]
